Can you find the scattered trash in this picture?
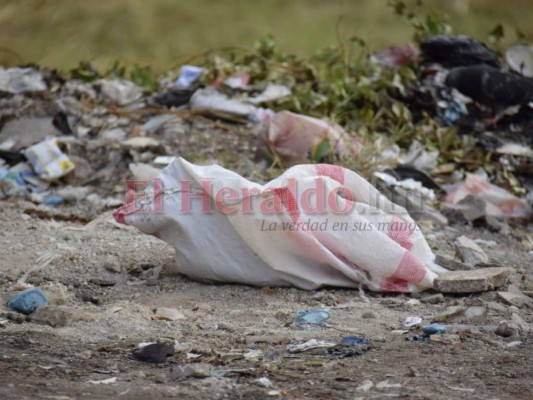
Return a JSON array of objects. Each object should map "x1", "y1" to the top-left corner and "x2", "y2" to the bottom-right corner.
[
  {"x1": 190, "y1": 86, "x2": 257, "y2": 119},
  {"x1": 244, "y1": 349, "x2": 263, "y2": 361},
  {"x1": 246, "y1": 84, "x2": 291, "y2": 104},
  {"x1": 422, "y1": 324, "x2": 447, "y2": 335},
  {"x1": 172, "y1": 65, "x2": 204, "y2": 88},
  {"x1": 339, "y1": 336, "x2": 370, "y2": 346},
  {"x1": 446, "y1": 175, "x2": 531, "y2": 218},
  {"x1": 373, "y1": 44, "x2": 420, "y2": 69},
  {"x1": 445, "y1": 65, "x2": 533, "y2": 115},
  {"x1": 260, "y1": 111, "x2": 362, "y2": 166},
  {"x1": 505, "y1": 45, "x2": 533, "y2": 78},
  {"x1": 420, "y1": 34, "x2": 500, "y2": 68},
  {"x1": 0, "y1": 67, "x2": 47, "y2": 94},
  {"x1": 7, "y1": 288, "x2": 48, "y2": 315},
  {"x1": 374, "y1": 171, "x2": 436, "y2": 200},
  {"x1": 286, "y1": 339, "x2": 336, "y2": 353},
  {"x1": 132, "y1": 342, "x2": 174, "y2": 364},
  {"x1": 293, "y1": 309, "x2": 331, "y2": 328},
  {"x1": 170, "y1": 363, "x2": 212, "y2": 380},
  {"x1": 256, "y1": 377, "x2": 274, "y2": 388},
  {"x1": 24, "y1": 139, "x2": 75, "y2": 181},
  {"x1": 403, "y1": 316, "x2": 422, "y2": 327},
  {"x1": 223, "y1": 72, "x2": 251, "y2": 89},
  {"x1": 96, "y1": 79, "x2": 143, "y2": 106}
]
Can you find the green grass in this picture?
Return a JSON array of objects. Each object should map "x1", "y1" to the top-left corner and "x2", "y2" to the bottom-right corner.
[{"x1": 0, "y1": 0, "x2": 532, "y2": 71}]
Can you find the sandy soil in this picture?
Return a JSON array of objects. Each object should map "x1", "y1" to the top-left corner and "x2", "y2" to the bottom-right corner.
[{"x1": 0, "y1": 199, "x2": 532, "y2": 400}]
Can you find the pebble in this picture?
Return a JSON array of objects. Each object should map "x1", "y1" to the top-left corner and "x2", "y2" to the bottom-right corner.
[
  {"x1": 170, "y1": 363, "x2": 212, "y2": 380},
  {"x1": 245, "y1": 335, "x2": 289, "y2": 345},
  {"x1": 495, "y1": 320, "x2": 516, "y2": 338},
  {"x1": 420, "y1": 293, "x2": 445, "y2": 304},
  {"x1": 103, "y1": 256, "x2": 122, "y2": 273},
  {"x1": 362, "y1": 311, "x2": 377, "y2": 319},
  {"x1": 29, "y1": 306, "x2": 72, "y2": 328},
  {"x1": 497, "y1": 291, "x2": 531, "y2": 308},
  {"x1": 435, "y1": 254, "x2": 473, "y2": 271},
  {"x1": 153, "y1": 308, "x2": 185, "y2": 321},
  {"x1": 454, "y1": 235, "x2": 489, "y2": 266},
  {"x1": 487, "y1": 301, "x2": 508, "y2": 313}
]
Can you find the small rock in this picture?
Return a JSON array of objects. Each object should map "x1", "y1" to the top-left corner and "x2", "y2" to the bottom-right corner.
[
  {"x1": 376, "y1": 380, "x2": 402, "y2": 389},
  {"x1": 170, "y1": 363, "x2": 212, "y2": 380},
  {"x1": 434, "y1": 267, "x2": 512, "y2": 293},
  {"x1": 487, "y1": 301, "x2": 508, "y2": 313},
  {"x1": 435, "y1": 254, "x2": 473, "y2": 271},
  {"x1": 152, "y1": 308, "x2": 185, "y2": 321},
  {"x1": 429, "y1": 333, "x2": 460, "y2": 344},
  {"x1": 29, "y1": 306, "x2": 72, "y2": 328},
  {"x1": 406, "y1": 299, "x2": 421, "y2": 306},
  {"x1": 216, "y1": 323, "x2": 234, "y2": 332},
  {"x1": 421, "y1": 293, "x2": 445, "y2": 304},
  {"x1": 434, "y1": 305, "x2": 466, "y2": 322},
  {"x1": 132, "y1": 343, "x2": 174, "y2": 364},
  {"x1": 6, "y1": 311, "x2": 26, "y2": 324},
  {"x1": 495, "y1": 320, "x2": 517, "y2": 338},
  {"x1": 362, "y1": 311, "x2": 377, "y2": 319},
  {"x1": 103, "y1": 256, "x2": 122, "y2": 273},
  {"x1": 511, "y1": 313, "x2": 530, "y2": 333},
  {"x1": 244, "y1": 349, "x2": 263, "y2": 361},
  {"x1": 454, "y1": 236, "x2": 489, "y2": 266},
  {"x1": 449, "y1": 306, "x2": 487, "y2": 322},
  {"x1": 42, "y1": 283, "x2": 70, "y2": 305},
  {"x1": 89, "y1": 278, "x2": 116, "y2": 287},
  {"x1": 497, "y1": 291, "x2": 531, "y2": 308},
  {"x1": 442, "y1": 195, "x2": 486, "y2": 222},
  {"x1": 356, "y1": 380, "x2": 374, "y2": 392},
  {"x1": 245, "y1": 335, "x2": 289, "y2": 345}
]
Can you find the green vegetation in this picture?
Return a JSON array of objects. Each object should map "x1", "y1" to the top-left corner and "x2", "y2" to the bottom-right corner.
[{"x1": 0, "y1": 0, "x2": 531, "y2": 70}]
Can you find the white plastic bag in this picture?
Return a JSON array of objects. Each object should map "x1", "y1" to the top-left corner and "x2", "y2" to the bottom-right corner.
[{"x1": 114, "y1": 158, "x2": 445, "y2": 292}]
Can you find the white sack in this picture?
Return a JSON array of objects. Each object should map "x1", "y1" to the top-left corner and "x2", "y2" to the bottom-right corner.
[{"x1": 113, "y1": 158, "x2": 445, "y2": 292}]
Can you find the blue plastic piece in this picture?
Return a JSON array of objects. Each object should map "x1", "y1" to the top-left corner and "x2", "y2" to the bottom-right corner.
[
  {"x1": 7, "y1": 288, "x2": 48, "y2": 315},
  {"x1": 42, "y1": 195, "x2": 64, "y2": 206},
  {"x1": 340, "y1": 336, "x2": 370, "y2": 346},
  {"x1": 294, "y1": 309, "x2": 330, "y2": 327},
  {"x1": 422, "y1": 324, "x2": 447, "y2": 335}
]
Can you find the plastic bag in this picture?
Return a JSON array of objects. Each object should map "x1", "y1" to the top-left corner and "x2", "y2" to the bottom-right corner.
[
  {"x1": 445, "y1": 174, "x2": 531, "y2": 218},
  {"x1": 114, "y1": 158, "x2": 445, "y2": 292}
]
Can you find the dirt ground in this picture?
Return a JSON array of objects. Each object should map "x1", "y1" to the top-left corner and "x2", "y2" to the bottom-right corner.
[{"x1": 0, "y1": 199, "x2": 532, "y2": 400}]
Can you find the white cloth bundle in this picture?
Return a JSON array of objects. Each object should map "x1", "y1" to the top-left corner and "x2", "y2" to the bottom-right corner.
[{"x1": 114, "y1": 158, "x2": 445, "y2": 291}]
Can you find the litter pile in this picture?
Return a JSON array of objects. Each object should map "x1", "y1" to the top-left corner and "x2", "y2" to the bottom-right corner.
[{"x1": 0, "y1": 30, "x2": 532, "y2": 291}]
